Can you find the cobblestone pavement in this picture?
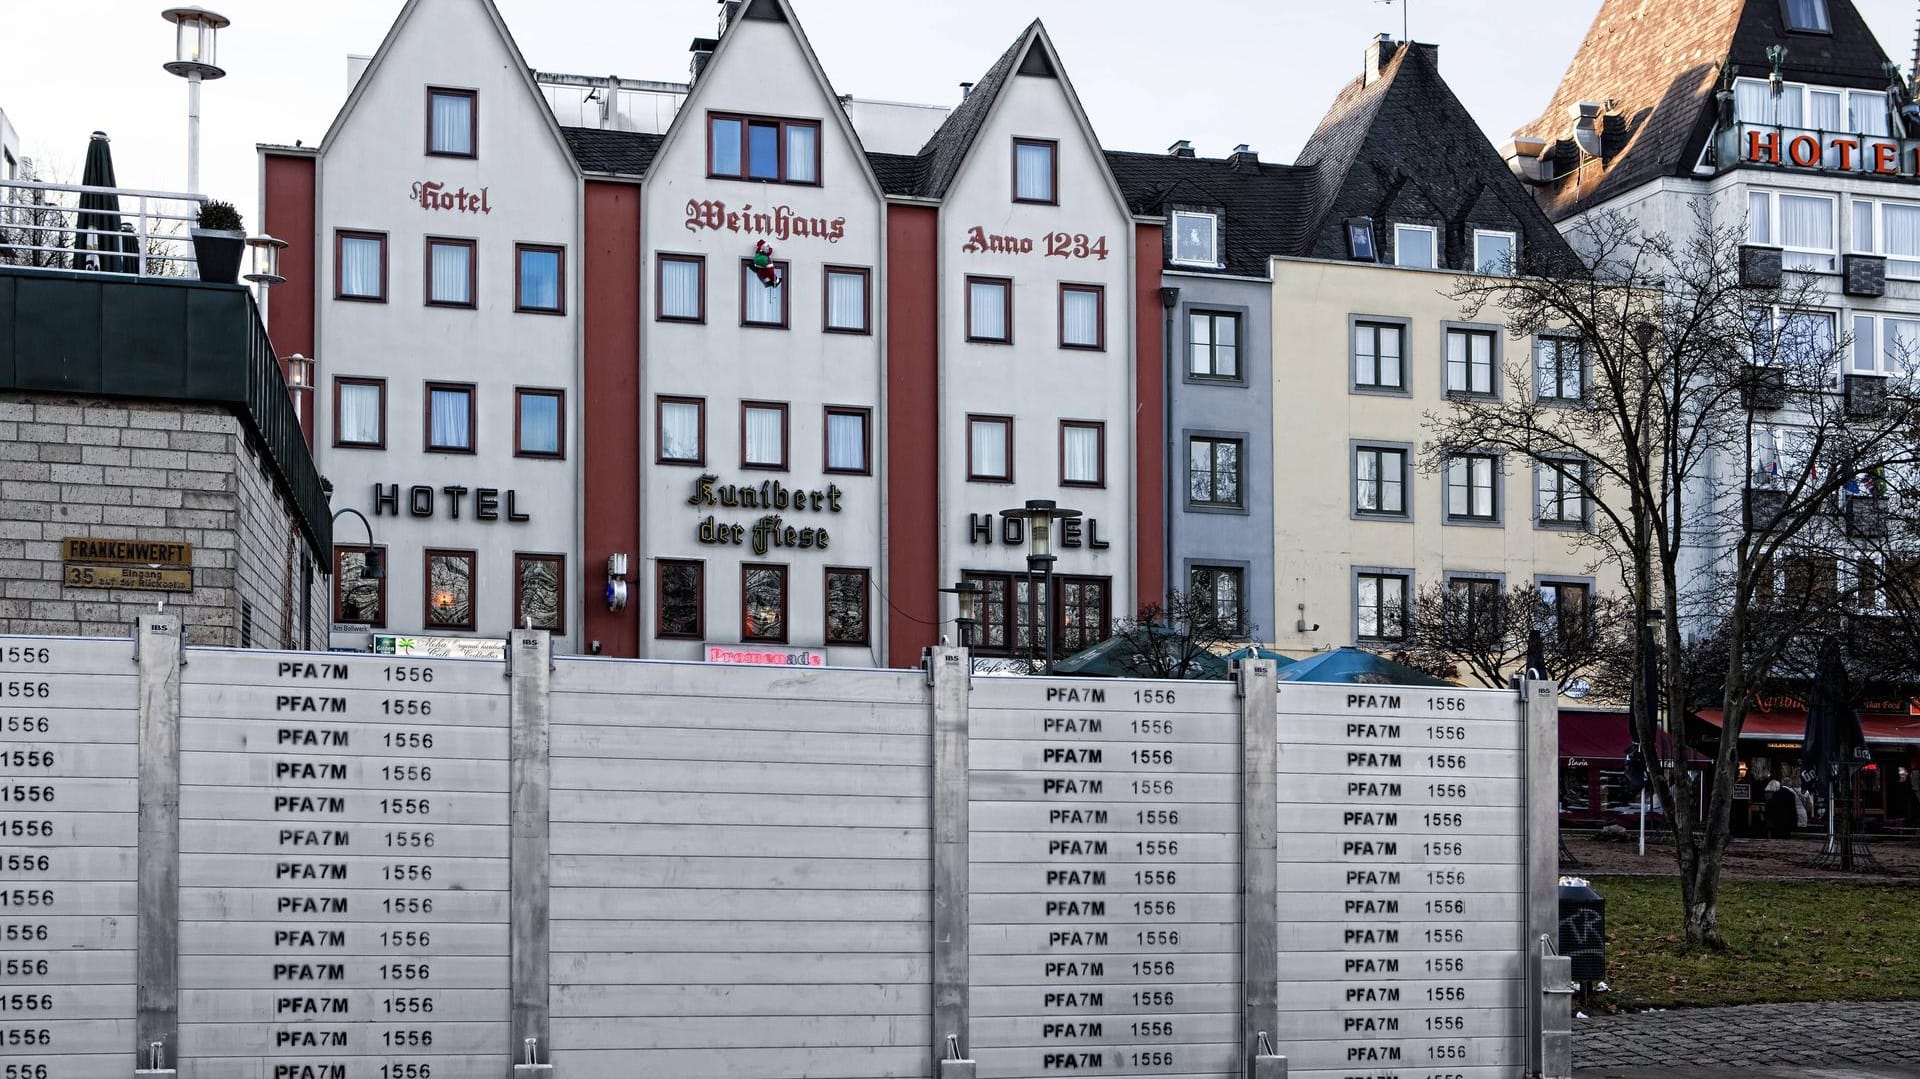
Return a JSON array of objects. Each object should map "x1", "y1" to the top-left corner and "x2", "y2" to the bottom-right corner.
[{"x1": 1578, "y1": 1000, "x2": 1920, "y2": 1076}]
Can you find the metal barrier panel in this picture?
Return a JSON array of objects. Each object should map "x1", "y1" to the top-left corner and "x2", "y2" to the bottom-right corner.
[
  {"x1": 546, "y1": 656, "x2": 935, "y2": 1078},
  {"x1": 0, "y1": 634, "x2": 142, "y2": 1078},
  {"x1": 172, "y1": 645, "x2": 514, "y2": 1078},
  {"x1": 1273, "y1": 681, "x2": 1531, "y2": 1079}
]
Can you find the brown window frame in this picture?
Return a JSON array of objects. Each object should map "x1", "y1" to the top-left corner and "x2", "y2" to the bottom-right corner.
[
  {"x1": 967, "y1": 414, "x2": 1014, "y2": 483},
  {"x1": 424, "y1": 380, "x2": 477, "y2": 455},
  {"x1": 514, "y1": 243, "x2": 566, "y2": 314},
  {"x1": 424, "y1": 236, "x2": 477, "y2": 309},
  {"x1": 740, "y1": 259, "x2": 792, "y2": 329},
  {"x1": 422, "y1": 548, "x2": 477, "y2": 632},
  {"x1": 656, "y1": 395, "x2": 707, "y2": 466},
  {"x1": 740, "y1": 401, "x2": 790, "y2": 471},
  {"x1": 655, "y1": 559, "x2": 705, "y2": 640},
  {"x1": 334, "y1": 229, "x2": 388, "y2": 302},
  {"x1": 1059, "y1": 283, "x2": 1105, "y2": 351},
  {"x1": 823, "y1": 406, "x2": 871, "y2": 475},
  {"x1": 706, "y1": 112, "x2": 823, "y2": 186},
  {"x1": 513, "y1": 552, "x2": 566, "y2": 635},
  {"x1": 332, "y1": 544, "x2": 387, "y2": 628},
  {"x1": 822, "y1": 265, "x2": 872, "y2": 334},
  {"x1": 824, "y1": 566, "x2": 872, "y2": 646},
  {"x1": 513, "y1": 387, "x2": 565, "y2": 460},
  {"x1": 1012, "y1": 137, "x2": 1060, "y2": 205},
  {"x1": 656, "y1": 253, "x2": 707, "y2": 323},
  {"x1": 426, "y1": 86, "x2": 478, "y2": 159},
  {"x1": 1059, "y1": 420, "x2": 1106, "y2": 488},
  {"x1": 332, "y1": 376, "x2": 387, "y2": 449},
  {"x1": 741, "y1": 563, "x2": 790, "y2": 643},
  {"x1": 1054, "y1": 574, "x2": 1112, "y2": 655},
  {"x1": 966, "y1": 275, "x2": 1013, "y2": 344},
  {"x1": 960, "y1": 569, "x2": 1111, "y2": 658}
]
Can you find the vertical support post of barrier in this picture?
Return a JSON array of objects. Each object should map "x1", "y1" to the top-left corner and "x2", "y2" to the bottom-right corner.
[
  {"x1": 1523, "y1": 679, "x2": 1572, "y2": 1079},
  {"x1": 929, "y1": 646, "x2": 974, "y2": 1077},
  {"x1": 134, "y1": 614, "x2": 181, "y2": 1077},
  {"x1": 509, "y1": 630, "x2": 555, "y2": 1076},
  {"x1": 1238, "y1": 660, "x2": 1282, "y2": 1079}
]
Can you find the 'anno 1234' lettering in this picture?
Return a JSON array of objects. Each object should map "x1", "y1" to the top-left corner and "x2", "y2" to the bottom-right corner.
[{"x1": 962, "y1": 227, "x2": 1110, "y2": 260}]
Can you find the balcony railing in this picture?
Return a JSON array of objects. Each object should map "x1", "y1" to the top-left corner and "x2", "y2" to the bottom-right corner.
[{"x1": 0, "y1": 178, "x2": 203, "y2": 278}]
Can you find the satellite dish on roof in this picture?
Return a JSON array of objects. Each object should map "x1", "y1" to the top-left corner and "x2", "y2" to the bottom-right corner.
[{"x1": 1564, "y1": 678, "x2": 1591, "y2": 700}]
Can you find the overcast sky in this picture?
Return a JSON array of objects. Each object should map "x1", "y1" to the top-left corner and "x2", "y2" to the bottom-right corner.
[{"x1": 2, "y1": 0, "x2": 1916, "y2": 227}]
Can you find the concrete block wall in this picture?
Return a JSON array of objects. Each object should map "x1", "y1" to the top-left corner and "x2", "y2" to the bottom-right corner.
[{"x1": 0, "y1": 393, "x2": 328, "y2": 648}]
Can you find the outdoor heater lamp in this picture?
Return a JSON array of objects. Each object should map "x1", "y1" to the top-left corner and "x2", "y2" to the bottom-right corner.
[
  {"x1": 939, "y1": 580, "x2": 985, "y2": 648},
  {"x1": 161, "y1": 6, "x2": 229, "y2": 195}
]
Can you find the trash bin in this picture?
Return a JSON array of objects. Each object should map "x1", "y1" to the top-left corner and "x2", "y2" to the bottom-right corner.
[{"x1": 1557, "y1": 881, "x2": 1605, "y2": 990}]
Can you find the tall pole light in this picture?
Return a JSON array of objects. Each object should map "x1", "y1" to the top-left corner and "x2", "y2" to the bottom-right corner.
[
  {"x1": 283, "y1": 354, "x2": 314, "y2": 428},
  {"x1": 1002, "y1": 499, "x2": 1081, "y2": 675},
  {"x1": 939, "y1": 581, "x2": 984, "y2": 649},
  {"x1": 161, "y1": 7, "x2": 229, "y2": 196}
]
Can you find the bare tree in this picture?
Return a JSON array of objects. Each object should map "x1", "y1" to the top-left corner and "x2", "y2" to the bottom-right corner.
[
  {"x1": 0, "y1": 156, "x2": 71, "y2": 269},
  {"x1": 1099, "y1": 588, "x2": 1254, "y2": 680},
  {"x1": 1427, "y1": 202, "x2": 1920, "y2": 947},
  {"x1": 1401, "y1": 581, "x2": 1634, "y2": 694}
]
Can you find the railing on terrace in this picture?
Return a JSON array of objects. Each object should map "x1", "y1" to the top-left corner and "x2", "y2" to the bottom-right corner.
[{"x1": 0, "y1": 178, "x2": 203, "y2": 278}]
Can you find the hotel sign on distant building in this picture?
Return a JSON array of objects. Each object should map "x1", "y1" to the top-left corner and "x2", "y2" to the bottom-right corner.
[
  {"x1": 409, "y1": 180, "x2": 493, "y2": 214},
  {"x1": 1743, "y1": 129, "x2": 1920, "y2": 178}
]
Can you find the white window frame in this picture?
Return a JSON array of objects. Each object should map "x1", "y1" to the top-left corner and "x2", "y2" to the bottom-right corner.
[
  {"x1": 1732, "y1": 77, "x2": 1886, "y2": 136},
  {"x1": 1170, "y1": 211, "x2": 1220, "y2": 267},
  {"x1": 1473, "y1": 229, "x2": 1516, "y2": 275},
  {"x1": 1393, "y1": 223, "x2": 1437, "y2": 269},
  {"x1": 1851, "y1": 312, "x2": 1920, "y2": 375},
  {"x1": 1748, "y1": 189, "x2": 1836, "y2": 271},
  {"x1": 1748, "y1": 304, "x2": 1837, "y2": 367},
  {"x1": 1849, "y1": 197, "x2": 1920, "y2": 279}
]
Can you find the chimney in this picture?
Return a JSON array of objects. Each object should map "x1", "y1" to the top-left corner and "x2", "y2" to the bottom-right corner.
[
  {"x1": 1228, "y1": 143, "x2": 1258, "y2": 168},
  {"x1": 1364, "y1": 33, "x2": 1398, "y2": 86},
  {"x1": 1168, "y1": 139, "x2": 1195, "y2": 158},
  {"x1": 1570, "y1": 101, "x2": 1604, "y2": 158},
  {"x1": 960, "y1": 81, "x2": 975, "y2": 101},
  {"x1": 346, "y1": 54, "x2": 372, "y2": 92},
  {"x1": 718, "y1": 0, "x2": 743, "y2": 33},
  {"x1": 689, "y1": 36, "x2": 718, "y2": 83}
]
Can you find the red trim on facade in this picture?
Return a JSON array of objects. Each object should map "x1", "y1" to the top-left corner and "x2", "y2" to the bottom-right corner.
[
  {"x1": 583, "y1": 181, "x2": 643, "y2": 657},
  {"x1": 885, "y1": 205, "x2": 940, "y2": 669},
  {"x1": 1133, "y1": 222, "x2": 1166, "y2": 606},
  {"x1": 262, "y1": 152, "x2": 316, "y2": 446}
]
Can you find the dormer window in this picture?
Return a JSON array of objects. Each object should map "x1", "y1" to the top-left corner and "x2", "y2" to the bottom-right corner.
[
  {"x1": 708, "y1": 113, "x2": 821, "y2": 185},
  {"x1": 1473, "y1": 230, "x2": 1516, "y2": 275},
  {"x1": 1393, "y1": 223, "x2": 1436, "y2": 269},
  {"x1": 1171, "y1": 211, "x2": 1219, "y2": 266},
  {"x1": 1346, "y1": 219, "x2": 1378, "y2": 262},
  {"x1": 1782, "y1": 0, "x2": 1830, "y2": 33},
  {"x1": 1013, "y1": 138, "x2": 1057, "y2": 204},
  {"x1": 427, "y1": 88, "x2": 476, "y2": 158}
]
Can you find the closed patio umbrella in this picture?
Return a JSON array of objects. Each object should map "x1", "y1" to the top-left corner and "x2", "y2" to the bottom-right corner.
[
  {"x1": 1802, "y1": 637, "x2": 1873, "y2": 870},
  {"x1": 74, "y1": 131, "x2": 133, "y2": 274}
]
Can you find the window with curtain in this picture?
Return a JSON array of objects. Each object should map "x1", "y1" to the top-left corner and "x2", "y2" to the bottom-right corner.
[
  {"x1": 427, "y1": 239, "x2": 473, "y2": 307},
  {"x1": 1749, "y1": 190, "x2": 1773, "y2": 245},
  {"x1": 1776, "y1": 192, "x2": 1835, "y2": 269},
  {"x1": 1013, "y1": 138, "x2": 1056, "y2": 203},
  {"x1": 1061, "y1": 285, "x2": 1102, "y2": 349},
  {"x1": 825, "y1": 568, "x2": 870, "y2": 646},
  {"x1": 743, "y1": 404, "x2": 786, "y2": 469},
  {"x1": 969, "y1": 416, "x2": 1011, "y2": 481},
  {"x1": 334, "y1": 546, "x2": 385, "y2": 626},
  {"x1": 1778, "y1": 309, "x2": 1835, "y2": 366},
  {"x1": 1854, "y1": 199, "x2": 1920, "y2": 277},
  {"x1": 825, "y1": 408, "x2": 868, "y2": 473},
  {"x1": 1393, "y1": 224, "x2": 1436, "y2": 268},
  {"x1": 656, "y1": 560, "x2": 703, "y2": 639},
  {"x1": 1061, "y1": 422, "x2": 1102, "y2": 486},
  {"x1": 742, "y1": 565, "x2": 788, "y2": 642},
  {"x1": 1171, "y1": 211, "x2": 1218, "y2": 265},
  {"x1": 1355, "y1": 572, "x2": 1409, "y2": 642},
  {"x1": 786, "y1": 124, "x2": 818, "y2": 184},
  {"x1": 1055, "y1": 577, "x2": 1109, "y2": 654},
  {"x1": 1355, "y1": 446, "x2": 1408, "y2": 517},
  {"x1": 1851, "y1": 314, "x2": 1920, "y2": 374},
  {"x1": 1189, "y1": 311, "x2": 1239, "y2": 379},
  {"x1": 1473, "y1": 230, "x2": 1515, "y2": 274},
  {"x1": 824, "y1": 268, "x2": 868, "y2": 332},
  {"x1": 424, "y1": 550, "x2": 475, "y2": 630},
  {"x1": 337, "y1": 232, "x2": 384, "y2": 300},
  {"x1": 335, "y1": 379, "x2": 384, "y2": 447},
  {"x1": 962, "y1": 572, "x2": 1011, "y2": 653},
  {"x1": 658, "y1": 398, "x2": 704, "y2": 464},
  {"x1": 968, "y1": 277, "x2": 1011, "y2": 342},
  {"x1": 517, "y1": 245, "x2": 562, "y2": 313},
  {"x1": 426, "y1": 384, "x2": 473, "y2": 452},
  {"x1": 1735, "y1": 78, "x2": 1772, "y2": 126},
  {"x1": 708, "y1": 113, "x2": 819, "y2": 184},
  {"x1": 516, "y1": 390, "x2": 562, "y2": 458},
  {"x1": 658, "y1": 256, "x2": 704, "y2": 321},
  {"x1": 1537, "y1": 459, "x2": 1588, "y2": 527},
  {"x1": 1783, "y1": 0, "x2": 1831, "y2": 32},
  {"x1": 1535, "y1": 336, "x2": 1584, "y2": 401},
  {"x1": 1188, "y1": 437, "x2": 1242, "y2": 508},
  {"x1": 1446, "y1": 454, "x2": 1498, "y2": 521},
  {"x1": 1353, "y1": 321, "x2": 1404, "y2": 390},
  {"x1": 1848, "y1": 90, "x2": 1889, "y2": 137},
  {"x1": 1189, "y1": 565, "x2": 1244, "y2": 635},
  {"x1": 742, "y1": 261, "x2": 788, "y2": 327},
  {"x1": 1445, "y1": 328, "x2": 1496, "y2": 395},
  {"x1": 515, "y1": 554, "x2": 563, "y2": 633},
  {"x1": 428, "y1": 89, "x2": 475, "y2": 157}
]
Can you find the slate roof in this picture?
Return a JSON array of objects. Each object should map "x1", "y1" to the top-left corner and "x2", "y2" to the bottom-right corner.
[
  {"x1": 912, "y1": 24, "x2": 1032, "y2": 200},
  {"x1": 1104, "y1": 149, "x2": 1314, "y2": 277},
  {"x1": 1516, "y1": 0, "x2": 1897, "y2": 220},
  {"x1": 866, "y1": 151, "x2": 928, "y2": 197},
  {"x1": 562, "y1": 127, "x2": 663, "y2": 177},
  {"x1": 1293, "y1": 49, "x2": 1400, "y2": 248}
]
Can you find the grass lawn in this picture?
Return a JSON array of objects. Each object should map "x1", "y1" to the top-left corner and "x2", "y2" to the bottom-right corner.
[{"x1": 1591, "y1": 875, "x2": 1920, "y2": 1009}]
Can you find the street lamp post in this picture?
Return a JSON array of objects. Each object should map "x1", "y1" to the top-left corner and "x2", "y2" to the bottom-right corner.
[
  {"x1": 1636, "y1": 604, "x2": 1665, "y2": 857},
  {"x1": 330, "y1": 509, "x2": 384, "y2": 580},
  {"x1": 938, "y1": 580, "x2": 984, "y2": 649},
  {"x1": 283, "y1": 353, "x2": 313, "y2": 428},
  {"x1": 161, "y1": 7, "x2": 229, "y2": 196},
  {"x1": 1000, "y1": 499, "x2": 1081, "y2": 675}
]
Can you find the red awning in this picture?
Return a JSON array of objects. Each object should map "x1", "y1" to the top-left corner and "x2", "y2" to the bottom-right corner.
[
  {"x1": 1560, "y1": 709, "x2": 1704, "y2": 764},
  {"x1": 1695, "y1": 708, "x2": 1920, "y2": 747}
]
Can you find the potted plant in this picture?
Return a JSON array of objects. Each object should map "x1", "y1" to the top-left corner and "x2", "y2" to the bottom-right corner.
[{"x1": 191, "y1": 199, "x2": 246, "y2": 284}]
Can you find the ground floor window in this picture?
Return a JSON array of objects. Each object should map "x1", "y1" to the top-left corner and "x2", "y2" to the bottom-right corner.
[
  {"x1": 824, "y1": 567, "x2": 871, "y2": 645},
  {"x1": 333, "y1": 544, "x2": 386, "y2": 627},
  {"x1": 742, "y1": 563, "x2": 788, "y2": 642},
  {"x1": 961, "y1": 569, "x2": 1111, "y2": 658},
  {"x1": 424, "y1": 549, "x2": 476, "y2": 630},
  {"x1": 656, "y1": 559, "x2": 704, "y2": 640},
  {"x1": 1189, "y1": 564, "x2": 1244, "y2": 635},
  {"x1": 515, "y1": 553, "x2": 564, "y2": 634}
]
